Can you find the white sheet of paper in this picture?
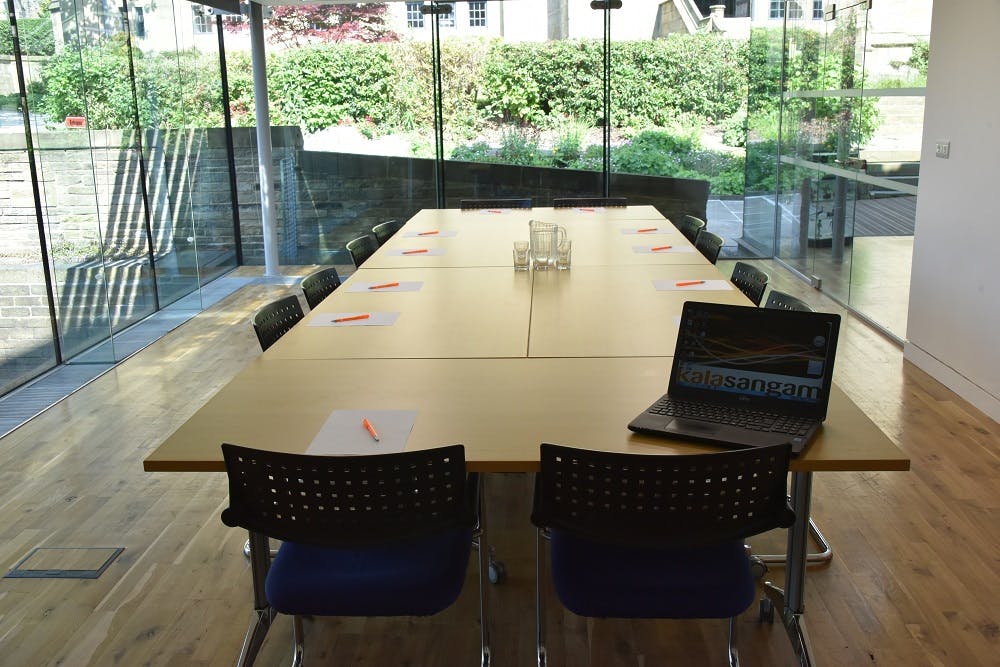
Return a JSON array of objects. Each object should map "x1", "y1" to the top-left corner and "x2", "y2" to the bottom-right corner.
[
  {"x1": 631, "y1": 245, "x2": 696, "y2": 254},
  {"x1": 345, "y1": 281, "x2": 424, "y2": 293},
  {"x1": 308, "y1": 312, "x2": 402, "y2": 327},
  {"x1": 403, "y1": 230, "x2": 458, "y2": 238},
  {"x1": 386, "y1": 248, "x2": 447, "y2": 256},
  {"x1": 653, "y1": 279, "x2": 733, "y2": 292},
  {"x1": 620, "y1": 227, "x2": 676, "y2": 235},
  {"x1": 307, "y1": 409, "x2": 417, "y2": 456}
]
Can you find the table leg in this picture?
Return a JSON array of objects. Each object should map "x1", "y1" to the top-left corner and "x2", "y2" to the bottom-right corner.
[
  {"x1": 236, "y1": 530, "x2": 275, "y2": 667},
  {"x1": 782, "y1": 471, "x2": 816, "y2": 667}
]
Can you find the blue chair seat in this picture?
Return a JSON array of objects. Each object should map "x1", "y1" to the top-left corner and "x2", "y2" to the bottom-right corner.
[
  {"x1": 549, "y1": 530, "x2": 755, "y2": 619},
  {"x1": 266, "y1": 528, "x2": 473, "y2": 617}
]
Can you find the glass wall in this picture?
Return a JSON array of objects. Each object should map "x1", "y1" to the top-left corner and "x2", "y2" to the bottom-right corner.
[
  {"x1": 0, "y1": 0, "x2": 239, "y2": 396},
  {"x1": 758, "y1": 0, "x2": 929, "y2": 338},
  {"x1": 0, "y1": 1, "x2": 59, "y2": 394}
]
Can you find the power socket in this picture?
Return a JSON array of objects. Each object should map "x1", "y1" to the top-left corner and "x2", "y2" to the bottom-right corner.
[{"x1": 935, "y1": 141, "x2": 950, "y2": 159}]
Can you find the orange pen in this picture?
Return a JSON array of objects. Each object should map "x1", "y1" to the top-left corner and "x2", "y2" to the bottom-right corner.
[
  {"x1": 403, "y1": 249, "x2": 429, "y2": 255},
  {"x1": 487, "y1": 209, "x2": 503, "y2": 214},
  {"x1": 675, "y1": 280, "x2": 706, "y2": 287},
  {"x1": 651, "y1": 245, "x2": 672, "y2": 252},
  {"x1": 418, "y1": 230, "x2": 439, "y2": 236},
  {"x1": 334, "y1": 313, "x2": 370, "y2": 323},
  {"x1": 362, "y1": 418, "x2": 380, "y2": 442},
  {"x1": 637, "y1": 227, "x2": 657, "y2": 233},
  {"x1": 368, "y1": 282, "x2": 400, "y2": 290},
  {"x1": 580, "y1": 207, "x2": 595, "y2": 212}
]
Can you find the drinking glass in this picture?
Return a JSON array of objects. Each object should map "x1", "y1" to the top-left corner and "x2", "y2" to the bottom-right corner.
[
  {"x1": 556, "y1": 239, "x2": 572, "y2": 270},
  {"x1": 513, "y1": 241, "x2": 530, "y2": 271}
]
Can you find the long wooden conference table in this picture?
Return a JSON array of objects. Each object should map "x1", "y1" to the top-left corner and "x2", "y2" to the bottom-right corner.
[{"x1": 145, "y1": 205, "x2": 909, "y2": 667}]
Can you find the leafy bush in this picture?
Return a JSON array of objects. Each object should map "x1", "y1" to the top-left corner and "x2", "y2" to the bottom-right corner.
[
  {"x1": 480, "y1": 36, "x2": 745, "y2": 128},
  {"x1": 267, "y1": 43, "x2": 402, "y2": 133},
  {"x1": 38, "y1": 35, "x2": 228, "y2": 128},
  {"x1": 0, "y1": 17, "x2": 55, "y2": 56}
]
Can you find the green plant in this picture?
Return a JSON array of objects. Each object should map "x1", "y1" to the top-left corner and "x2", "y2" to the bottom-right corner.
[
  {"x1": 37, "y1": 36, "x2": 229, "y2": 129},
  {"x1": 0, "y1": 17, "x2": 55, "y2": 56}
]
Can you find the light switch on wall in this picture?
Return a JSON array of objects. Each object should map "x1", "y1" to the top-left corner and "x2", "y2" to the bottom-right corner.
[{"x1": 935, "y1": 141, "x2": 950, "y2": 159}]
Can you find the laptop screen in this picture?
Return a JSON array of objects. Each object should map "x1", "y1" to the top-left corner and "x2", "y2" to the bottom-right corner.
[{"x1": 669, "y1": 301, "x2": 841, "y2": 418}]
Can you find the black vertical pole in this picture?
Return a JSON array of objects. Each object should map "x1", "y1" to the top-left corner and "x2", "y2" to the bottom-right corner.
[
  {"x1": 429, "y1": 3, "x2": 446, "y2": 207},
  {"x1": 602, "y1": 3, "x2": 611, "y2": 196},
  {"x1": 5, "y1": 0, "x2": 62, "y2": 363},
  {"x1": 217, "y1": 13, "x2": 243, "y2": 265}
]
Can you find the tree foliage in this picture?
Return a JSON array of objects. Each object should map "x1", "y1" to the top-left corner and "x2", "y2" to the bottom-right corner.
[{"x1": 225, "y1": 4, "x2": 400, "y2": 47}]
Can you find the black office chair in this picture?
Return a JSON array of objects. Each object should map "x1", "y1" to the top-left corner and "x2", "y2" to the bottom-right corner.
[
  {"x1": 731, "y1": 261, "x2": 770, "y2": 306},
  {"x1": 695, "y1": 230, "x2": 725, "y2": 265},
  {"x1": 552, "y1": 197, "x2": 627, "y2": 208},
  {"x1": 372, "y1": 219, "x2": 405, "y2": 246},
  {"x1": 675, "y1": 214, "x2": 706, "y2": 244},
  {"x1": 221, "y1": 443, "x2": 492, "y2": 667},
  {"x1": 459, "y1": 198, "x2": 532, "y2": 210},
  {"x1": 346, "y1": 234, "x2": 379, "y2": 268},
  {"x1": 251, "y1": 294, "x2": 304, "y2": 352},
  {"x1": 531, "y1": 443, "x2": 795, "y2": 667},
  {"x1": 300, "y1": 267, "x2": 341, "y2": 310},
  {"x1": 764, "y1": 290, "x2": 813, "y2": 312}
]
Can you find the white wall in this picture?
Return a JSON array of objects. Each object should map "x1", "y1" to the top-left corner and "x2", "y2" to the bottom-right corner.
[{"x1": 905, "y1": 0, "x2": 1000, "y2": 423}]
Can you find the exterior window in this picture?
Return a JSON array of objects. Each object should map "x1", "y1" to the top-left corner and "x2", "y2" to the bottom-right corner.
[
  {"x1": 438, "y1": 5, "x2": 455, "y2": 27},
  {"x1": 469, "y1": 1, "x2": 487, "y2": 27},
  {"x1": 769, "y1": 1, "x2": 803, "y2": 19},
  {"x1": 813, "y1": 0, "x2": 824, "y2": 19},
  {"x1": 406, "y1": 2, "x2": 424, "y2": 28},
  {"x1": 192, "y1": 6, "x2": 213, "y2": 34}
]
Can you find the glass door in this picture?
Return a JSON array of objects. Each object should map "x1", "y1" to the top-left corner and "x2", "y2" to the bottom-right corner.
[{"x1": 776, "y1": 0, "x2": 870, "y2": 308}]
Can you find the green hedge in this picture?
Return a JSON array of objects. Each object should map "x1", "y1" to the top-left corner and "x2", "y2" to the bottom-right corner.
[
  {"x1": 38, "y1": 36, "x2": 227, "y2": 128},
  {"x1": 0, "y1": 18, "x2": 55, "y2": 56}
]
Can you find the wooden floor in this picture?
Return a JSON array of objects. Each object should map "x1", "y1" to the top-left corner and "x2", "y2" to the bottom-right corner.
[{"x1": 0, "y1": 263, "x2": 997, "y2": 666}]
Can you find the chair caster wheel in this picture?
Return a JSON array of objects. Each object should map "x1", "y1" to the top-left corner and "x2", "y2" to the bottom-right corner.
[
  {"x1": 749, "y1": 556, "x2": 768, "y2": 580},
  {"x1": 758, "y1": 596, "x2": 774, "y2": 623},
  {"x1": 488, "y1": 560, "x2": 506, "y2": 585}
]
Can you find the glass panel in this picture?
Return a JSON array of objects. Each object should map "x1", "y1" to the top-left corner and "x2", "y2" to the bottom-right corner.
[
  {"x1": 25, "y1": 0, "x2": 117, "y2": 362},
  {"x1": 222, "y1": 2, "x2": 436, "y2": 267},
  {"x1": 607, "y1": 6, "x2": 749, "y2": 258},
  {"x1": 741, "y1": 25, "x2": 785, "y2": 258},
  {"x1": 0, "y1": 2, "x2": 59, "y2": 394},
  {"x1": 79, "y1": 0, "x2": 158, "y2": 340},
  {"x1": 775, "y1": 1, "x2": 869, "y2": 305},
  {"x1": 442, "y1": 0, "x2": 603, "y2": 205},
  {"x1": 136, "y1": 0, "x2": 236, "y2": 308}
]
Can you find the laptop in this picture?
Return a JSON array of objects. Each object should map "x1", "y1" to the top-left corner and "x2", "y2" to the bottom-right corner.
[{"x1": 628, "y1": 301, "x2": 841, "y2": 455}]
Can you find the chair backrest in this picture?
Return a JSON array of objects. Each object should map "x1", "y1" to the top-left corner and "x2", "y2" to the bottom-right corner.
[
  {"x1": 251, "y1": 294, "x2": 304, "y2": 352},
  {"x1": 372, "y1": 219, "x2": 405, "y2": 246},
  {"x1": 694, "y1": 230, "x2": 724, "y2": 264},
  {"x1": 730, "y1": 261, "x2": 770, "y2": 306},
  {"x1": 531, "y1": 443, "x2": 795, "y2": 548},
  {"x1": 552, "y1": 197, "x2": 628, "y2": 209},
  {"x1": 221, "y1": 443, "x2": 475, "y2": 548},
  {"x1": 676, "y1": 214, "x2": 706, "y2": 244},
  {"x1": 764, "y1": 290, "x2": 814, "y2": 312},
  {"x1": 300, "y1": 267, "x2": 341, "y2": 310},
  {"x1": 459, "y1": 198, "x2": 532, "y2": 210},
  {"x1": 346, "y1": 234, "x2": 379, "y2": 268}
]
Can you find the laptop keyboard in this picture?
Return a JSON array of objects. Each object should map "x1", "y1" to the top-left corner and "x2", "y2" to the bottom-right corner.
[{"x1": 648, "y1": 398, "x2": 814, "y2": 436}]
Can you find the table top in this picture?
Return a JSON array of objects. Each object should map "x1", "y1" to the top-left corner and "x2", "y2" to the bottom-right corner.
[
  {"x1": 365, "y1": 206, "x2": 705, "y2": 269},
  {"x1": 528, "y1": 264, "x2": 749, "y2": 358},
  {"x1": 266, "y1": 267, "x2": 532, "y2": 360},
  {"x1": 145, "y1": 206, "x2": 909, "y2": 475},
  {"x1": 144, "y1": 357, "x2": 909, "y2": 474}
]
